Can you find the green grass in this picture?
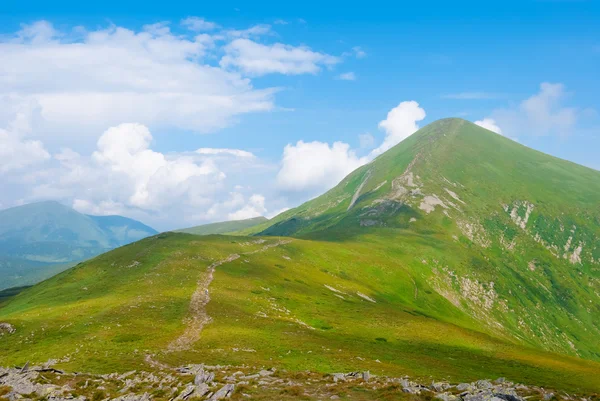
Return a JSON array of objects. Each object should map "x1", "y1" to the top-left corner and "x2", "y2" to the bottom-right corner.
[
  {"x1": 1, "y1": 119, "x2": 599, "y2": 393},
  {"x1": 175, "y1": 216, "x2": 268, "y2": 236}
]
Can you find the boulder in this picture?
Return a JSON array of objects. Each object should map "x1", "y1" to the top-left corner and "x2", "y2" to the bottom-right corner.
[
  {"x1": 208, "y1": 384, "x2": 235, "y2": 400},
  {"x1": 362, "y1": 371, "x2": 370, "y2": 382}
]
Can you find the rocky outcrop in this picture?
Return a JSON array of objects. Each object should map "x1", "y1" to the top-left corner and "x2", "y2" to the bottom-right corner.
[{"x1": 0, "y1": 364, "x2": 586, "y2": 401}]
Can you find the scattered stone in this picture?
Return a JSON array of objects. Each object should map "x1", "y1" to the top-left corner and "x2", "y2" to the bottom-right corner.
[
  {"x1": 362, "y1": 371, "x2": 370, "y2": 382},
  {"x1": 476, "y1": 380, "x2": 493, "y2": 389},
  {"x1": 0, "y1": 323, "x2": 16, "y2": 335},
  {"x1": 208, "y1": 384, "x2": 235, "y2": 400}
]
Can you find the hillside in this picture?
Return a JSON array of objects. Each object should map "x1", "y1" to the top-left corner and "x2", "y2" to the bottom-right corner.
[
  {"x1": 0, "y1": 201, "x2": 157, "y2": 290},
  {"x1": 175, "y1": 216, "x2": 268, "y2": 236},
  {"x1": 1, "y1": 119, "x2": 599, "y2": 393},
  {"x1": 245, "y1": 118, "x2": 600, "y2": 360}
]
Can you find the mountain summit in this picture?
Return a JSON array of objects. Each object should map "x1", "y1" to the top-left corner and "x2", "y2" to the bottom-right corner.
[{"x1": 1, "y1": 119, "x2": 599, "y2": 392}]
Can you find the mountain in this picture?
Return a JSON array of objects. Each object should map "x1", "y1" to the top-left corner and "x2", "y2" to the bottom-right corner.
[
  {"x1": 175, "y1": 216, "x2": 268, "y2": 236},
  {"x1": 0, "y1": 201, "x2": 157, "y2": 290},
  {"x1": 1, "y1": 119, "x2": 599, "y2": 393}
]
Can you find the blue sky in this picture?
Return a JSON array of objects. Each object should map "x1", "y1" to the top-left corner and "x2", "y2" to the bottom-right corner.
[{"x1": 0, "y1": 0, "x2": 598, "y2": 230}]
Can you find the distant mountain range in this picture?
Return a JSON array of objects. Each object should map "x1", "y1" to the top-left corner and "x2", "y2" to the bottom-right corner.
[
  {"x1": 175, "y1": 216, "x2": 268, "y2": 236},
  {"x1": 0, "y1": 201, "x2": 157, "y2": 290}
]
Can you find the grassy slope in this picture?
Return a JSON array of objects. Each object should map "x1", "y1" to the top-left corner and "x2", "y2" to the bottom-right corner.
[
  {"x1": 175, "y1": 217, "x2": 268, "y2": 236},
  {"x1": 1, "y1": 119, "x2": 599, "y2": 392},
  {"x1": 1, "y1": 233, "x2": 599, "y2": 392},
  {"x1": 239, "y1": 119, "x2": 600, "y2": 361}
]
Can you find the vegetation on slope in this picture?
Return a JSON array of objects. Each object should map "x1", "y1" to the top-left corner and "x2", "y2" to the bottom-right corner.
[{"x1": 175, "y1": 216, "x2": 268, "y2": 236}]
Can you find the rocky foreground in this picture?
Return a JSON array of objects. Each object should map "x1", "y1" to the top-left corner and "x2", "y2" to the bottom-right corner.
[{"x1": 0, "y1": 363, "x2": 596, "y2": 401}]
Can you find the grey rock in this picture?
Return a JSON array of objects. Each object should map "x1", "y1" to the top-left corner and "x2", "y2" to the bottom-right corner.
[
  {"x1": 493, "y1": 393, "x2": 521, "y2": 401},
  {"x1": 544, "y1": 393, "x2": 555, "y2": 401},
  {"x1": 465, "y1": 391, "x2": 494, "y2": 401},
  {"x1": 436, "y1": 394, "x2": 457, "y2": 401},
  {"x1": 494, "y1": 378, "x2": 506, "y2": 384},
  {"x1": 176, "y1": 385, "x2": 196, "y2": 400},
  {"x1": 0, "y1": 323, "x2": 16, "y2": 334},
  {"x1": 431, "y1": 382, "x2": 448, "y2": 392},
  {"x1": 195, "y1": 384, "x2": 209, "y2": 398},
  {"x1": 332, "y1": 373, "x2": 345, "y2": 383},
  {"x1": 457, "y1": 383, "x2": 472, "y2": 391},
  {"x1": 194, "y1": 369, "x2": 214, "y2": 385},
  {"x1": 111, "y1": 394, "x2": 151, "y2": 401},
  {"x1": 362, "y1": 371, "x2": 370, "y2": 382},
  {"x1": 477, "y1": 380, "x2": 493, "y2": 389},
  {"x1": 402, "y1": 386, "x2": 421, "y2": 394},
  {"x1": 258, "y1": 370, "x2": 273, "y2": 377},
  {"x1": 208, "y1": 384, "x2": 235, "y2": 400}
]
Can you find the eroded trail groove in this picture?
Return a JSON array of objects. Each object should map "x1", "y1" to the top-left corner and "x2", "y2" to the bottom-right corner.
[{"x1": 168, "y1": 239, "x2": 291, "y2": 352}]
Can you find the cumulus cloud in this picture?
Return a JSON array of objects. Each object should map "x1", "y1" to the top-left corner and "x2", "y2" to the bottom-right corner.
[
  {"x1": 1, "y1": 118, "x2": 269, "y2": 230},
  {"x1": 277, "y1": 140, "x2": 368, "y2": 193},
  {"x1": 0, "y1": 20, "x2": 280, "y2": 141},
  {"x1": 0, "y1": 102, "x2": 50, "y2": 173},
  {"x1": 371, "y1": 101, "x2": 426, "y2": 156},
  {"x1": 474, "y1": 118, "x2": 503, "y2": 134},
  {"x1": 221, "y1": 38, "x2": 340, "y2": 76},
  {"x1": 228, "y1": 194, "x2": 267, "y2": 220}
]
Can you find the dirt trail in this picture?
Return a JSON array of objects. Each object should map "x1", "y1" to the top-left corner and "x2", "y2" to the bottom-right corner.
[{"x1": 167, "y1": 239, "x2": 291, "y2": 352}]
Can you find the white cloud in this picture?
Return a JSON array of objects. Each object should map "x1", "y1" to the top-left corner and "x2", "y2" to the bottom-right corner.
[
  {"x1": 181, "y1": 17, "x2": 220, "y2": 31},
  {"x1": 337, "y1": 72, "x2": 356, "y2": 81},
  {"x1": 480, "y1": 82, "x2": 585, "y2": 139},
  {"x1": 196, "y1": 148, "x2": 255, "y2": 158},
  {"x1": 228, "y1": 194, "x2": 267, "y2": 220},
  {"x1": 0, "y1": 21, "x2": 277, "y2": 141},
  {"x1": 221, "y1": 38, "x2": 340, "y2": 76},
  {"x1": 0, "y1": 102, "x2": 50, "y2": 173},
  {"x1": 224, "y1": 24, "x2": 273, "y2": 38},
  {"x1": 474, "y1": 118, "x2": 503, "y2": 134},
  {"x1": 277, "y1": 140, "x2": 368, "y2": 192},
  {"x1": 1, "y1": 120, "x2": 271, "y2": 230},
  {"x1": 371, "y1": 101, "x2": 426, "y2": 156}
]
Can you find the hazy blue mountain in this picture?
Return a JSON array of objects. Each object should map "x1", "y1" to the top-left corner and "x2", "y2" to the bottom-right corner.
[{"x1": 0, "y1": 201, "x2": 157, "y2": 290}]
